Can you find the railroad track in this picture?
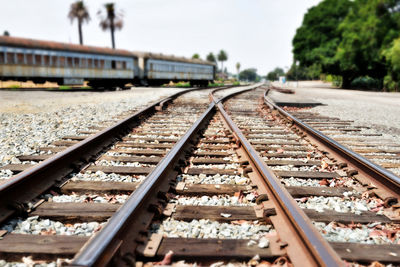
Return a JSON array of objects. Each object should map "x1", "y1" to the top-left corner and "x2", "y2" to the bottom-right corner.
[{"x1": 0, "y1": 85, "x2": 399, "y2": 266}]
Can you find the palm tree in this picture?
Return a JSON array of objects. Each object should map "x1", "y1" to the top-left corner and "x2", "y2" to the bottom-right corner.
[
  {"x1": 206, "y1": 52, "x2": 216, "y2": 64},
  {"x1": 98, "y1": 3, "x2": 123, "y2": 49},
  {"x1": 236, "y1": 62, "x2": 241, "y2": 80},
  {"x1": 217, "y1": 50, "x2": 228, "y2": 73},
  {"x1": 68, "y1": 1, "x2": 90, "y2": 45}
]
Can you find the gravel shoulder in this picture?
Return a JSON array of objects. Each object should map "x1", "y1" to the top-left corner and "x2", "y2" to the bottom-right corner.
[
  {"x1": 0, "y1": 87, "x2": 183, "y2": 167},
  {"x1": 272, "y1": 81, "x2": 400, "y2": 143}
]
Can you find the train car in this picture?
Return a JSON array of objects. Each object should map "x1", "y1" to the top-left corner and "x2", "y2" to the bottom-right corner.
[
  {"x1": 133, "y1": 52, "x2": 215, "y2": 86},
  {"x1": 0, "y1": 36, "x2": 135, "y2": 88},
  {"x1": 0, "y1": 36, "x2": 215, "y2": 88}
]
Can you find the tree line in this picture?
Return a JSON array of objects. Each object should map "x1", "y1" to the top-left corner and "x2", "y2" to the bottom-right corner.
[
  {"x1": 291, "y1": 0, "x2": 400, "y2": 91},
  {"x1": 192, "y1": 51, "x2": 261, "y2": 81}
]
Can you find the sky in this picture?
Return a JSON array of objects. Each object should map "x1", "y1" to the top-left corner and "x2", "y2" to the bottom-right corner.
[{"x1": 0, "y1": 0, "x2": 321, "y2": 75}]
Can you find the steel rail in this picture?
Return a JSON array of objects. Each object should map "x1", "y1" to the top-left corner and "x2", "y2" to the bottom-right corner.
[
  {"x1": 210, "y1": 83, "x2": 263, "y2": 104},
  {"x1": 0, "y1": 87, "x2": 210, "y2": 224},
  {"x1": 213, "y1": 89, "x2": 343, "y2": 266},
  {"x1": 71, "y1": 85, "x2": 258, "y2": 266},
  {"x1": 263, "y1": 89, "x2": 400, "y2": 200}
]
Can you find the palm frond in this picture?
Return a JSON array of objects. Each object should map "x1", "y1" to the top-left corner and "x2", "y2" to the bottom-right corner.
[
  {"x1": 68, "y1": 1, "x2": 90, "y2": 24},
  {"x1": 98, "y1": 2, "x2": 124, "y2": 31}
]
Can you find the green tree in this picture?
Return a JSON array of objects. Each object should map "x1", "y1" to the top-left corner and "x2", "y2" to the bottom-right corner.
[
  {"x1": 206, "y1": 52, "x2": 216, "y2": 63},
  {"x1": 383, "y1": 37, "x2": 400, "y2": 91},
  {"x1": 68, "y1": 1, "x2": 90, "y2": 45},
  {"x1": 292, "y1": 0, "x2": 352, "y2": 79},
  {"x1": 286, "y1": 63, "x2": 319, "y2": 81},
  {"x1": 217, "y1": 50, "x2": 228, "y2": 73},
  {"x1": 3, "y1": 31, "x2": 10, "y2": 36},
  {"x1": 99, "y1": 3, "x2": 123, "y2": 49},
  {"x1": 236, "y1": 62, "x2": 241, "y2": 79},
  {"x1": 192, "y1": 53, "x2": 200, "y2": 59},
  {"x1": 335, "y1": 0, "x2": 399, "y2": 88},
  {"x1": 239, "y1": 68, "x2": 259, "y2": 82},
  {"x1": 266, "y1": 67, "x2": 284, "y2": 81}
]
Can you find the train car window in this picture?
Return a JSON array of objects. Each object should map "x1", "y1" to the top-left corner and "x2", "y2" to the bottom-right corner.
[
  {"x1": 88, "y1": 58, "x2": 93, "y2": 68},
  {"x1": 52, "y1": 56, "x2": 58, "y2": 67},
  {"x1": 150, "y1": 63, "x2": 153, "y2": 71},
  {"x1": 7, "y1": 52, "x2": 15, "y2": 64},
  {"x1": 81, "y1": 58, "x2": 87, "y2": 68},
  {"x1": 94, "y1": 59, "x2": 98, "y2": 68},
  {"x1": 115, "y1": 61, "x2": 123, "y2": 69},
  {"x1": 74, "y1": 58, "x2": 79, "y2": 67},
  {"x1": 34, "y1": 54, "x2": 42, "y2": 65},
  {"x1": 0, "y1": 52, "x2": 4, "y2": 64},
  {"x1": 99, "y1": 60, "x2": 105, "y2": 69},
  {"x1": 26, "y1": 54, "x2": 33, "y2": 65},
  {"x1": 122, "y1": 61, "x2": 127, "y2": 69},
  {"x1": 67, "y1": 57, "x2": 73, "y2": 67},
  {"x1": 111, "y1": 60, "x2": 116, "y2": 69},
  {"x1": 7, "y1": 53, "x2": 15, "y2": 64},
  {"x1": 16, "y1": 53, "x2": 24, "y2": 64},
  {"x1": 43, "y1": 55, "x2": 50, "y2": 66},
  {"x1": 59, "y1": 56, "x2": 66, "y2": 67}
]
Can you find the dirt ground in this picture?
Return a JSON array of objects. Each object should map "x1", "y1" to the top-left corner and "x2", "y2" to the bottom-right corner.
[
  {"x1": 274, "y1": 81, "x2": 400, "y2": 141},
  {"x1": 0, "y1": 87, "x2": 182, "y2": 114}
]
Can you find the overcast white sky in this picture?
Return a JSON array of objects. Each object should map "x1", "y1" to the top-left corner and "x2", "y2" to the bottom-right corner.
[{"x1": 0, "y1": 0, "x2": 321, "y2": 75}]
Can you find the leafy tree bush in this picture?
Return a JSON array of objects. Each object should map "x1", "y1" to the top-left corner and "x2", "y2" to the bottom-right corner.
[
  {"x1": 266, "y1": 67, "x2": 284, "y2": 81},
  {"x1": 206, "y1": 52, "x2": 216, "y2": 63},
  {"x1": 292, "y1": 0, "x2": 400, "y2": 90},
  {"x1": 239, "y1": 68, "x2": 259, "y2": 82},
  {"x1": 292, "y1": 0, "x2": 352, "y2": 77},
  {"x1": 350, "y1": 76, "x2": 381, "y2": 90},
  {"x1": 383, "y1": 37, "x2": 400, "y2": 91}
]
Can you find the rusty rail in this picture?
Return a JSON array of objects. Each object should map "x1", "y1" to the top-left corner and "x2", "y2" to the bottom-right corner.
[
  {"x1": 70, "y1": 85, "x2": 258, "y2": 266},
  {"x1": 213, "y1": 89, "x2": 342, "y2": 266},
  {"x1": 0, "y1": 87, "x2": 210, "y2": 224},
  {"x1": 264, "y1": 89, "x2": 400, "y2": 201}
]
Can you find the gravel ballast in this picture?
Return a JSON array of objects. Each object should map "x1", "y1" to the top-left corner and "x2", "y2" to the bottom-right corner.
[
  {"x1": 0, "y1": 87, "x2": 181, "y2": 167},
  {"x1": 271, "y1": 81, "x2": 400, "y2": 143}
]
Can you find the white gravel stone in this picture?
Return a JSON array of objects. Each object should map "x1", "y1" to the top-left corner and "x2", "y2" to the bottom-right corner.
[
  {"x1": 281, "y1": 177, "x2": 325, "y2": 187},
  {"x1": 49, "y1": 193, "x2": 129, "y2": 204},
  {"x1": 0, "y1": 169, "x2": 13, "y2": 180},
  {"x1": 151, "y1": 218, "x2": 273, "y2": 239},
  {"x1": 95, "y1": 160, "x2": 151, "y2": 167},
  {"x1": 271, "y1": 165, "x2": 319, "y2": 172},
  {"x1": 0, "y1": 88, "x2": 182, "y2": 167},
  {"x1": 314, "y1": 222, "x2": 400, "y2": 245},
  {"x1": 171, "y1": 195, "x2": 255, "y2": 206},
  {"x1": 297, "y1": 196, "x2": 381, "y2": 214},
  {"x1": 192, "y1": 163, "x2": 239, "y2": 170},
  {"x1": 127, "y1": 134, "x2": 177, "y2": 139},
  {"x1": 177, "y1": 173, "x2": 250, "y2": 185},
  {"x1": 70, "y1": 171, "x2": 144, "y2": 182},
  {"x1": 1, "y1": 216, "x2": 105, "y2": 236},
  {"x1": 390, "y1": 168, "x2": 400, "y2": 175}
]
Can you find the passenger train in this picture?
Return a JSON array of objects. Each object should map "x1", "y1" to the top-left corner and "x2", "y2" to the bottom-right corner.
[{"x1": 0, "y1": 36, "x2": 215, "y2": 88}]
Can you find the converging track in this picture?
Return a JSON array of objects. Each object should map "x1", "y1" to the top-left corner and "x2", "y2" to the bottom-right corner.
[{"x1": 0, "y1": 85, "x2": 399, "y2": 266}]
